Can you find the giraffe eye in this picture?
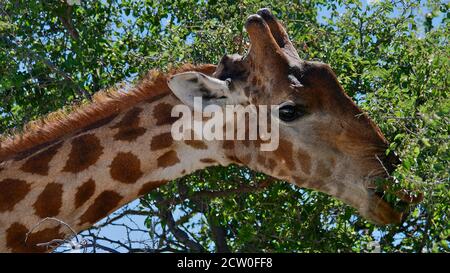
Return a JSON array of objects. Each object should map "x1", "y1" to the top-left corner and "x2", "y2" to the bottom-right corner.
[{"x1": 278, "y1": 103, "x2": 306, "y2": 122}]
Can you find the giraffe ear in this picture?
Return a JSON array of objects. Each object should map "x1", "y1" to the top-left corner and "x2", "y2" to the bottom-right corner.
[{"x1": 167, "y1": 72, "x2": 247, "y2": 112}]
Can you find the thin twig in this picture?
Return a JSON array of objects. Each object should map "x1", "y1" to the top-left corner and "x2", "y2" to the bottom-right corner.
[
  {"x1": 25, "y1": 217, "x2": 82, "y2": 251},
  {"x1": 154, "y1": 195, "x2": 206, "y2": 253}
]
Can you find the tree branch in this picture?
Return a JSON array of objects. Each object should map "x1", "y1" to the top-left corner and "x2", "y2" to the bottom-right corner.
[
  {"x1": 58, "y1": 5, "x2": 80, "y2": 40},
  {"x1": 207, "y1": 213, "x2": 230, "y2": 253},
  {"x1": 154, "y1": 195, "x2": 206, "y2": 253},
  {"x1": 93, "y1": 209, "x2": 154, "y2": 229},
  {"x1": 0, "y1": 37, "x2": 92, "y2": 100},
  {"x1": 82, "y1": 243, "x2": 120, "y2": 253}
]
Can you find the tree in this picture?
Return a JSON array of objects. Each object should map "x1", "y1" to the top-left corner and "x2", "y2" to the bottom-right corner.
[{"x1": 0, "y1": 0, "x2": 448, "y2": 252}]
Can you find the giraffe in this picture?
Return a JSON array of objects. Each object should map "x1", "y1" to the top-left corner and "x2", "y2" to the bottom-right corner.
[{"x1": 0, "y1": 9, "x2": 421, "y2": 253}]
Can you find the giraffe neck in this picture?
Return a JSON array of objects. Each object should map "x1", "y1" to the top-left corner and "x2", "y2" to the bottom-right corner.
[{"x1": 0, "y1": 89, "x2": 233, "y2": 253}]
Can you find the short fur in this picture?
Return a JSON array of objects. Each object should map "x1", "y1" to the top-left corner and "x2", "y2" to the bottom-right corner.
[{"x1": 0, "y1": 64, "x2": 216, "y2": 163}]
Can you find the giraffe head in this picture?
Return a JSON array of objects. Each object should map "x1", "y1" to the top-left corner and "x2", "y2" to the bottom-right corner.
[{"x1": 168, "y1": 9, "x2": 420, "y2": 225}]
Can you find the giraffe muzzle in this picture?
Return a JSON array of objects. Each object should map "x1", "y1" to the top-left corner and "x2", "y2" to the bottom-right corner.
[{"x1": 364, "y1": 176, "x2": 423, "y2": 225}]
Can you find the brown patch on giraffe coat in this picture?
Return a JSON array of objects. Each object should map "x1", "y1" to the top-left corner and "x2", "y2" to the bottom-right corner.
[
  {"x1": 75, "y1": 179, "x2": 96, "y2": 209},
  {"x1": 110, "y1": 152, "x2": 143, "y2": 184},
  {"x1": 239, "y1": 154, "x2": 252, "y2": 165},
  {"x1": 312, "y1": 179, "x2": 327, "y2": 190},
  {"x1": 79, "y1": 114, "x2": 118, "y2": 133},
  {"x1": 316, "y1": 160, "x2": 332, "y2": 178},
  {"x1": 111, "y1": 107, "x2": 147, "y2": 141},
  {"x1": 151, "y1": 132, "x2": 174, "y2": 150},
  {"x1": 277, "y1": 168, "x2": 289, "y2": 177},
  {"x1": 222, "y1": 140, "x2": 235, "y2": 150},
  {"x1": 254, "y1": 137, "x2": 270, "y2": 149},
  {"x1": 257, "y1": 154, "x2": 276, "y2": 171},
  {"x1": 80, "y1": 114, "x2": 118, "y2": 133},
  {"x1": 226, "y1": 155, "x2": 241, "y2": 163},
  {"x1": 0, "y1": 179, "x2": 31, "y2": 212},
  {"x1": 20, "y1": 142, "x2": 63, "y2": 175},
  {"x1": 6, "y1": 223, "x2": 63, "y2": 253},
  {"x1": 12, "y1": 139, "x2": 61, "y2": 161},
  {"x1": 153, "y1": 102, "x2": 178, "y2": 126},
  {"x1": 63, "y1": 134, "x2": 103, "y2": 173},
  {"x1": 185, "y1": 140, "x2": 208, "y2": 150},
  {"x1": 138, "y1": 180, "x2": 168, "y2": 196},
  {"x1": 79, "y1": 191, "x2": 123, "y2": 225},
  {"x1": 273, "y1": 139, "x2": 295, "y2": 169},
  {"x1": 297, "y1": 148, "x2": 312, "y2": 175},
  {"x1": 241, "y1": 139, "x2": 250, "y2": 147},
  {"x1": 200, "y1": 158, "x2": 217, "y2": 164},
  {"x1": 267, "y1": 158, "x2": 277, "y2": 171},
  {"x1": 157, "y1": 150, "x2": 180, "y2": 168},
  {"x1": 145, "y1": 92, "x2": 169, "y2": 104},
  {"x1": 33, "y1": 182, "x2": 63, "y2": 218},
  {"x1": 257, "y1": 154, "x2": 267, "y2": 167},
  {"x1": 292, "y1": 176, "x2": 306, "y2": 186}
]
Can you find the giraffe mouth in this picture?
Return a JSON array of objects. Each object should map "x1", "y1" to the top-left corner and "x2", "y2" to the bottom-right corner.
[{"x1": 365, "y1": 179, "x2": 423, "y2": 225}]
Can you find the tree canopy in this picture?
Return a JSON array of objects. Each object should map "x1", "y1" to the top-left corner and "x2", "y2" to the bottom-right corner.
[{"x1": 0, "y1": 0, "x2": 448, "y2": 252}]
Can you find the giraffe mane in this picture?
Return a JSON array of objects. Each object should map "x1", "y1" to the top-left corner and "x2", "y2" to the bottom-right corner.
[{"x1": 0, "y1": 64, "x2": 216, "y2": 163}]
